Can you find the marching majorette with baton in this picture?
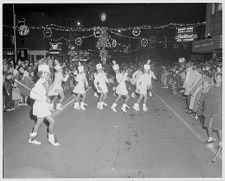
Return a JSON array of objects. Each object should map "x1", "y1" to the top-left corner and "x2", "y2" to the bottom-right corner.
[
  {"x1": 111, "y1": 61, "x2": 130, "y2": 112},
  {"x1": 94, "y1": 63, "x2": 109, "y2": 110},
  {"x1": 130, "y1": 66, "x2": 143, "y2": 98},
  {"x1": 28, "y1": 63, "x2": 60, "y2": 146},
  {"x1": 133, "y1": 60, "x2": 155, "y2": 112},
  {"x1": 48, "y1": 62, "x2": 69, "y2": 111},
  {"x1": 73, "y1": 62, "x2": 88, "y2": 110}
]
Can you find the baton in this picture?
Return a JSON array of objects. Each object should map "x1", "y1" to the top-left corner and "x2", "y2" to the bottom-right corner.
[
  {"x1": 15, "y1": 79, "x2": 44, "y2": 98},
  {"x1": 212, "y1": 144, "x2": 222, "y2": 163}
]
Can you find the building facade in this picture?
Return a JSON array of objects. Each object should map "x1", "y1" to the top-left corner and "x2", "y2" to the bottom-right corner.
[{"x1": 192, "y1": 3, "x2": 222, "y2": 60}]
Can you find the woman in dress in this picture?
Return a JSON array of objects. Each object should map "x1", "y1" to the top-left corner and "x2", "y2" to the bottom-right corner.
[
  {"x1": 28, "y1": 64, "x2": 59, "y2": 146},
  {"x1": 73, "y1": 63, "x2": 88, "y2": 110},
  {"x1": 111, "y1": 62, "x2": 130, "y2": 112},
  {"x1": 94, "y1": 63, "x2": 109, "y2": 110}
]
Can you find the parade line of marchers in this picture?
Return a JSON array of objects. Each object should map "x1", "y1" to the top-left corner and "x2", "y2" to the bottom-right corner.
[{"x1": 19, "y1": 59, "x2": 155, "y2": 147}]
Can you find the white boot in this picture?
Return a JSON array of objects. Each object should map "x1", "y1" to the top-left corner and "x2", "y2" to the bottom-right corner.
[
  {"x1": 48, "y1": 134, "x2": 60, "y2": 147},
  {"x1": 73, "y1": 102, "x2": 80, "y2": 110},
  {"x1": 121, "y1": 104, "x2": 128, "y2": 112},
  {"x1": 149, "y1": 91, "x2": 152, "y2": 97},
  {"x1": 103, "y1": 102, "x2": 108, "y2": 107},
  {"x1": 56, "y1": 103, "x2": 63, "y2": 111},
  {"x1": 28, "y1": 132, "x2": 41, "y2": 145},
  {"x1": 49, "y1": 103, "x2": 55, "y2": 111},
  {"x1": 131, "y1": 92, "x2": 136, "y2": 98},
  {"x1": 133, "y1": 103, "x2": 140, "y2": 111},
  {"x1": 143, "y1": 104, "x2": 148, "y2": 112},
  {"x1": 99, "y1": 102, "x2": 104, "y2": 110},
  {"x1": 94, "y1": 92, "x2": 99, "y2": 98},
  {"x1": 80, "y1": 102, "x2": 86, "y2": 111},
  {"x1": 111, "y1": 103, "x2": 117, "y2": 112}
]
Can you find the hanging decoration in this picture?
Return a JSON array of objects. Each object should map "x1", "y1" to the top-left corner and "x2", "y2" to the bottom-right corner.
[
  {"x1": 17, "y1": 18, "x2": 30, "y2": 36},
  {"x1": 100, "y1": 12, "x2": 107, "y2": 22},
  {"x1": 94, "y1": 27, "x2": 103, "y2": 38},
  {"x1": 132, "y1": 27, "x2": 141, "y2": 37},
  {"x1": 112, "y1": 39, "x2": 117, "y2": 48},
  {"x1": 141, "y1": 38, "x2": 148, "y2": 47},
  {"x1": 18, "y1": 25, "x2": 30, "y2": 36},
  {"x1": 96, "y1": 28, "x2": 111, "y2": 49},
  {"x1": 75, "y1": 37, "x2": 82, "y2": 46},
  {"x1": 49, "y1": 42, "x2": 62, "y2": 51},
  {"x1": 43, "y1": 28, "x2": 52, "y2": 38}
]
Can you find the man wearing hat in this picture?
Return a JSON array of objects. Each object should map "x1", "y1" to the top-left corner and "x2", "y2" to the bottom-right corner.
[
  {"x1": 48, "y1": 62, "x2": 69, "y2": 111},
  {"x1": 133, "y1": 60, "x2": 154, "y2": 112},
  {"x1": 28, "y1": 63, "x2": 60, "y2": 146},
  {"x1": 73, "y1": 62, "x2": 88, "y2": 110},
  {"x1": 94, "y1": 63, "x2": 109, "y2": 110}
]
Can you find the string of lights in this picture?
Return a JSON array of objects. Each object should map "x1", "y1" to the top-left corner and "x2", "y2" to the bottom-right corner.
[{"x1": 3, "y1": 21, "x2": 205, "y2": 32}]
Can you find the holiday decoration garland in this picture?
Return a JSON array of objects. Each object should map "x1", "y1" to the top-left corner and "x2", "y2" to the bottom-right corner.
[
  {"x1": 141, "y1": 38, "x2": 148, "y2": 47},
  {"x1": 94, "y1": 27, "x2": 103, "y2": 38},
  {"x1": 75, "y1": 37, "x2": 82, "y2": 46},
  {"x1": 18, "y1": 25, "x2": 30, "y2": 36},
  {"x1": 43, "y1": 28, "x2": 52, "y2": 38},
  {"x1": 132, "y1": 27, "x2": 141, "y2": 37}
]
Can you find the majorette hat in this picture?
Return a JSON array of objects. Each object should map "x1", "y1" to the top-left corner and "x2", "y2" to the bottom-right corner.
[
  {"x1": 96, "y1": 63, "x2": 102, "y2": 70},
  {"x1": 112, "y1": 60, "x2": 119, "y2": 71},
  {"x1": 38, "y1": 64, "x2": 50, "y2": 73},
  {"x1": 78, "y1": 66, "x2": 84, "y2": 72},
  {"x1": 144, "y1": 59, "x2": 151, "y2": 70}
]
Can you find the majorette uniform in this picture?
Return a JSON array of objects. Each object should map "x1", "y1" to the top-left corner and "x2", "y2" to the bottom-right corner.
[
  {"x1": 111, "y1": 62, "x2": 130, "y2": 112},
  {"x1": 94, "y1": 64, "x2": 108, "y2": 94},
  {"x1": 94, "y1": 63, "x2": 108, "y2": 109},
  {"x1": 48, "y1": 64, "x2": 69, "y2": 110},
  {"x1": 29, "y1": 64, "x2": 60, "y2": 147},
  {"x1": 30, "y1": 64, "x2": 51, "y2": 118},
  {"x1": 73, "y1": 65, "x2": 88, "y2": 110},
  {"x1": 131, "y1": 69, "x2": 143, "y2": 97},
  {"x1": 133, "y1": 60, "x2": 153, "y2": 112}
]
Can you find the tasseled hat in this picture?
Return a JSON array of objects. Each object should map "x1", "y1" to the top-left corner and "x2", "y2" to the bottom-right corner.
[
  {"x1": 112, "y1": 60, "x2": 119, "y2": 71},
  {"x1": 38, "y1": 64, "x2": 50, "y2": 73},
  {"x1": 144, "y1": 59, "x2": 151, "y2": 70},
  {"x1": 96, "y1": 63, "x2": 102, "y2": 70}
]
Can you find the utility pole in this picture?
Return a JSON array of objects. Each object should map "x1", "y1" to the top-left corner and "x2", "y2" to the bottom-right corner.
[{"x1": 13, "y1": 4, "x2": 17, "y2": 64}]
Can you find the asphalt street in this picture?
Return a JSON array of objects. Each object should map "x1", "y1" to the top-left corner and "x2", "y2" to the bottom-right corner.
[{"x1": 3, "y1": 82, "x2": 222, "y2": 178}]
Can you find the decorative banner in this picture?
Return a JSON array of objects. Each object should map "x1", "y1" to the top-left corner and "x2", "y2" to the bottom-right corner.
[
  {"x1": 112, "y1": 39, "x2": 117, "y2": 47},
  {"x1": 43, "y1": 28, "x2": 52, "y2": 38},
  {"x1": 132, "y1": 27, "x2": 141, "y2": 37},
  {"x1": 141, "y1": 38, "x2": 148, "y2": 47},
  {"x1": 18, "y1": 25, "x2": 30, "y2": 36},
  {"x1": 94, "y1": 27, "x2": 103, "y2": 38},
  {"x1": 75, "y1": 37, "x2": 82, "y2": 46},
  {"x1": 11, "y1": 36, "x2": 14, "y2": 44},
  {"x1": 49, "y1": 42, "x2": 62, "y2": 51}
]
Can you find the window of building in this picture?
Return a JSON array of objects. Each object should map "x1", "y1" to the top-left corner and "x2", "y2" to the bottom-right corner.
[{"x1": 212, "y1": 3, "x2": 215, "y2": 15}]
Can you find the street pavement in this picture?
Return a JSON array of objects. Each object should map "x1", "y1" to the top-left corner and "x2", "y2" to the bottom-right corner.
[{"x1": 2, "y1": 82, "x2": 222, "y2": 178}]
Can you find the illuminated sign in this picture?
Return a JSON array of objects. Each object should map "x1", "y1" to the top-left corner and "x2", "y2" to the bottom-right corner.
[{"x1": 175, "y1": 27, "x2": 197, "y2": 42}]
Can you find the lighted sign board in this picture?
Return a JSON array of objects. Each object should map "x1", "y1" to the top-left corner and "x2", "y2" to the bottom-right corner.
[{"x1": 175, "y1": 27, "x2": 197, "y2": 42}]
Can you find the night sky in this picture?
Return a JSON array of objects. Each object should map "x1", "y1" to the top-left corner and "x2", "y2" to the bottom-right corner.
[{"x1": 3, "y1": 3, "x2": 206, "y2": 27}]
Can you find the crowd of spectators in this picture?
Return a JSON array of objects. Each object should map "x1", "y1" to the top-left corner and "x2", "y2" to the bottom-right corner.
[{"x1": 158, "y1": 59, "x2": 222, "y2": 147}]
